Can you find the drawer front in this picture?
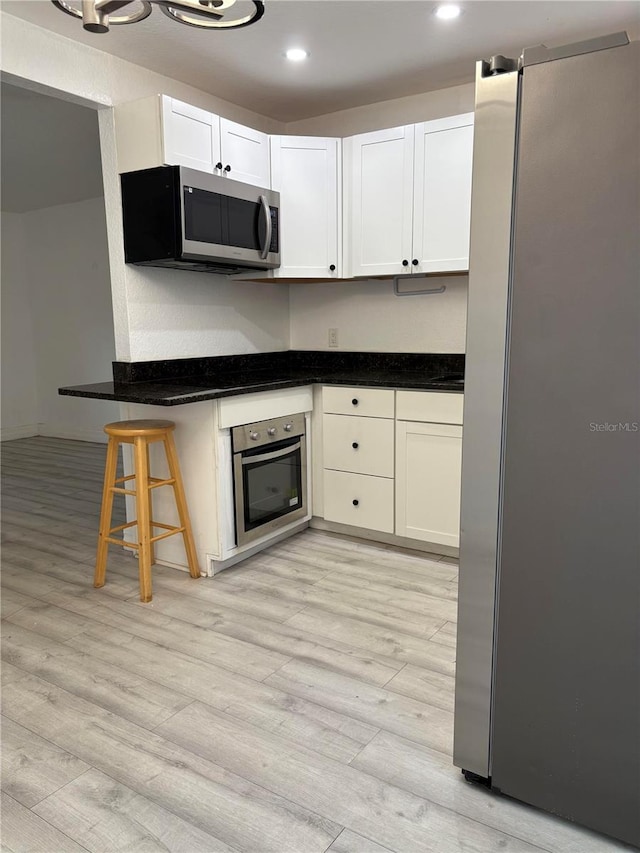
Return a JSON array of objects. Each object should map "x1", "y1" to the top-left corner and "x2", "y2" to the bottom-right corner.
[
  {"x1": 396, "y1": 390, "x2": 464, "y2": 424},
  {"x1": 323, "y1": 470, "x2": 394, "y2": 533},
  {"x1": 323, "y1": 414, "x2": 394, "y2": 477},
  {"x1": 323, "y1": 386, "x2": 395, "y2": 418}
]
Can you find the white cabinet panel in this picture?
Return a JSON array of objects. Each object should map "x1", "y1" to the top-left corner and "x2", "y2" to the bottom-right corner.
[
  {"x1": 413, "y1": 114, "x2": 474, "y2": 273},
  {"x1": 220, "y1": 118, "x2": 270, "y2": 187},
  {"x1": 323, "y1": 414, "x2": 394, "y2": 477},
  {"x1": 396, "y1": 390, "x2": 464, "y2": 424},
  {"x1": 346, "y1": 126, "x2": 414, "y2": 277},
  {"x1": 271, "y1": 136, "x2": 341, "y2": 278},
  {"x1": 396, "y1": 421, "x2": 462, "y2": 547},
  {"x1": 324, "y1": 470, "x2": 394, "y2": 533},
  {"x1": 323, "y1": 386, "x2": 394, "y2": 419},
  {"x1": 161, "y1": 96, "x2": 220, "y2": 173}
]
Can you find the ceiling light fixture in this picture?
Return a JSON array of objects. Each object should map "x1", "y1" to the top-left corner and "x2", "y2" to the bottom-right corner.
[
  {"x1": 50, "y1": 0, "x2": 265, "y2": 34},
  {"x1": 285, "y1": 48, "x2": 309, "y2": 62},
  {"x1": 434, "y1": 4, "x2": 462, "y2": 20}
]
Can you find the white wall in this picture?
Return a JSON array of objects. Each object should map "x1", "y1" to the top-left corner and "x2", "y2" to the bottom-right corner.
[
  {"x1": 124, "y1": 267, "x2": 290, "y2": 361},
  {"x1": 1, "y1": 13, "x2": 469, "y2": 365},
  {"x1": 25, "y1": 197, "x2": 120, "y2": 441},
  {"x1": 1, "y1": 12, "x2": 290, "y2": 364},
  {"x1": 290, "y1": 276, "x2": 468, "y2": 353},
  {"x1": 285, "y1": 83, "x2": 475, "y2": 137},
  {"x1": 1, "y1": 212, "x2": 39, "y2": 439},
  {"x1": 287, "y1": 84, "x2": 473, "y2": 354},
  {"x1": 1, "y1": 200, "x2": 119, "y2": 442}
]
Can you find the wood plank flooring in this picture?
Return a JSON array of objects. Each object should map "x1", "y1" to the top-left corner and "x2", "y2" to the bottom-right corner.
[{"x1": 1, "y1": 437, "x2": 630, "y2": 853}]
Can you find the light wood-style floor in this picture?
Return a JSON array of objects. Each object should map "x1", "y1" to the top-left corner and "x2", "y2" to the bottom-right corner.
[{"x1": 1, "y1": 437, "x2": 629, "y2": 853}]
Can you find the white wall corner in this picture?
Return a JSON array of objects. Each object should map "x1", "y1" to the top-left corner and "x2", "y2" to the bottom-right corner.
[{"x1": 0, "y1": 425, "x2": 40, "y2": 442}]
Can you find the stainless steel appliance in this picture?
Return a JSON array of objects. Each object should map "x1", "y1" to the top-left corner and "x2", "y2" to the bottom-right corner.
[
  {"x1": 232, "y1": 413, "x2": 307, "y2": 547},
  {"x1": 121, "y1": 165, "x2": 280, "y2": 274},
  {"x1": 455, "y1": 33, "x2": 639, "y2": 847}
]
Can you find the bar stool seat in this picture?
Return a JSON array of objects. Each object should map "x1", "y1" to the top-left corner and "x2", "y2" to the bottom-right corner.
[{"x1": 95, "y1": 419, "x2": 200, "y2": 602}]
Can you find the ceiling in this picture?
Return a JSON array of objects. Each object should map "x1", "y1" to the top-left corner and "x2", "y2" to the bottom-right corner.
[
  {"x1": 2, "y1": 1, "x2": 639, "y2": 122},
  {"x1": 1, "y1": 83, "x2": 104, "y2": 212}
]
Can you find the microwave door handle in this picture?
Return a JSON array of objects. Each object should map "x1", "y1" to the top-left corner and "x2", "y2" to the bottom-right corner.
[
  {"x1": 241, "y1": 441, "x2": 301, "y2": 465},
  {"x1": 259, "y1": 195, "x2": 272, "y2": 260}
]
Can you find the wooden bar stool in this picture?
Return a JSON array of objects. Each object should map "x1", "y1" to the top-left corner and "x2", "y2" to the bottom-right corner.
[{"x1": 95, "y1": 419, "x2": 200, "y2": 602}]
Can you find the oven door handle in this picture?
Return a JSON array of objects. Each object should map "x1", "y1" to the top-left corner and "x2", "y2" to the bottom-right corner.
[
  {"x1": 241, "y1": 441, "x2": 301, "y2": 465},
  {"x1": 258, "y1": 195, "x2": 272, "y2": 260}
]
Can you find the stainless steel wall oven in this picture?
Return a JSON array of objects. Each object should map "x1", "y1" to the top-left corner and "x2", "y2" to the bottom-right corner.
[{"x1": 232, "y1": 414, "x2": 307, "y2": 547}]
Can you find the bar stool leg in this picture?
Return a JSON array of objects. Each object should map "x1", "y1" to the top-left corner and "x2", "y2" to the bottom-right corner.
[
  {"x1": 95, "y1": 436, "x2": 119, "y2": 589},
  {"x1": 146, "y1": 442, "x2": 155, "y2": 567},
  {"x1": 134, "y1": 436, "x2": 153, "y2": 603},
  {"x1": 163, "y1": 432, "x2": 201, "y2": 579}
]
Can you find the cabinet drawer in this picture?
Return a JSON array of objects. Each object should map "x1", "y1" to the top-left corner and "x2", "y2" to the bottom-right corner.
[
  {"x1": 323, "y1": 470, "x2": 394, "y2": 533},
  {"x1": 323, "y1": 414, "x2": 394, "y2": 477},
  {"x1": 323, "y1": 386, "x2": 394, "y2": 418},
  {"x1": 396, "y1": 390, "x2": 463, "y2": 424}
]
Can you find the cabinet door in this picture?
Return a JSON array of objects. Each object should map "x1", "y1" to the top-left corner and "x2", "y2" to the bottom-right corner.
[
  {"x1": 412, "y1": 113, "x2": 474, "y2": 273},
  {"x1": 161, "y1": 96, "x2": 220, "y2": 173},
  {"x1": 396, "y1": 421, "x2": 463, "y2": 546},
  {"x1": 271, "y1": 136, "x2": 341, "y2": 278},
  {"x1": 346, "y1": 126, "x2": 414, "y2": 277},
  {"x1": 220, "y1": 118, "x2": 270, "y2": 187}
]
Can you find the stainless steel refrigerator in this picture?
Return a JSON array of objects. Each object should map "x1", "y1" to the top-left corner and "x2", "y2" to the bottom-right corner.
[{"x1": 454, "y1": 32, "x2": 640, "y2": 848}]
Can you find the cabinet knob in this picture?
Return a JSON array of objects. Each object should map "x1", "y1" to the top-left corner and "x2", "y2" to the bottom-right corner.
[
  {"x1": 215, "y1": 162, "x2": 223, "y2": 170},
  {"x1": 329, "y1": 264, "x2": 336, "y2": 272},
  {"x1": 352, "y1": 499, "x2": 359, "y2": 507},
  {"x1": 402, "y1": 259, "x2": 409, "y2": 267},
  {"x1": 412, "y1": 258, "x2": 419, "y2": 266},
  {"x1": 352, "y1": 398, "x2": 359, "y2": 406},
  {"x1": 224, "y1": 164, "x2": 231, "y2": 173},
  {"x1": 352, "y1": 442, "x2": 359, "y2": 449}
]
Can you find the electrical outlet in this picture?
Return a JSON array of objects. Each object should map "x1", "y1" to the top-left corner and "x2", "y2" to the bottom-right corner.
[{"x1": 328, "y1": 328, "x2": 339, "y2": 348}]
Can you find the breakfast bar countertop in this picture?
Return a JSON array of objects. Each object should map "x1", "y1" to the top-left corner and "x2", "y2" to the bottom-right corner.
[{"x1": 59, "y1": 350, "x2": 465, "y2": 407}]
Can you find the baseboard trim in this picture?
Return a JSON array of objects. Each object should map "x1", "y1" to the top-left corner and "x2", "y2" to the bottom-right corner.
[
  {"x1": 37, "y1": 424, "x2": 108, "y2": 444},
  {"x1": 310, "y1": 517, "x2": 459, "y2": 559},
  {"x1": 0, "y1": 424, "x2": 39, "y2": 442}
]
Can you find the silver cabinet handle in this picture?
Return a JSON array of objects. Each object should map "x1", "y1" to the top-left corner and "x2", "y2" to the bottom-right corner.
[
  {"x1": 241, "y1": 441, "x2": 300, "y2": 466},
  {"x1": 259, "y1": 194, "x2": 272, "y2": 260}
]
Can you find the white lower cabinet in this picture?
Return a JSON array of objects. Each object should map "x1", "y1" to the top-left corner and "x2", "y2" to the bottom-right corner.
[
  {"x1": 395, "y1": 421, "x2": 463, "y2": 547},
  {"x1": 323, "y1": 470, "x2": 395, "y2": 533},
  {"x1": 316, "y1": 385, "x2": 463, "y2": 551}
]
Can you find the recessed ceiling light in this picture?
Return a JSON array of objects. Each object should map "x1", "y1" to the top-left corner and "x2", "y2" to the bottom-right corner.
[
  {"x1": 435, "y1": 4, "x2": 462, "y2": 20},
  {"x1": 285, "y1": 48, "x2": 309, "y2": 62}
]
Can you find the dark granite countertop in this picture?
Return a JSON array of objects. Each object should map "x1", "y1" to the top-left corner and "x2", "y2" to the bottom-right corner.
[{"x1": 59, "y1": 351, "x2": 464, "y2": 407}]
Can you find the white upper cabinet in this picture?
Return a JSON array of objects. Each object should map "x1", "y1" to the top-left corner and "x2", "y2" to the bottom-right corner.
[
  {"x1": 412, "y1": 113, "x2": 474, "y2": 273},
  {"x1": 220, "y1": 118, "x2": 270, "y2": 187},
  {"x1": 270, "y1": 136, "x2": 341, "y2": 278},
  {"x1": 162, "y1": 96, "x2": 221, "y2": 173},
  {"x1": 345, "y1": 125, "x2": 414, "y2": 277},
  {"x1": 345, "y1": 114, "x2": 474, "y2": 276},
  {"x1": 115, "y1": 95, "x2": 271, "y2": 187}
]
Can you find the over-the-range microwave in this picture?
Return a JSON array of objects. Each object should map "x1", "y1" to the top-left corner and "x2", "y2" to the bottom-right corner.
[{"x1": 120, "y1": 165, "x2": 280, "y2": 275}]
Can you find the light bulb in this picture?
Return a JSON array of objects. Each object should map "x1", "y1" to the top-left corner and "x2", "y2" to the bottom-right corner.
[
  {"x1": 435, "y1": 4, "x2": 462, "y2": 20},
  {"x1": 285, "y1": 48, "x2": 309, "y2": 62}
]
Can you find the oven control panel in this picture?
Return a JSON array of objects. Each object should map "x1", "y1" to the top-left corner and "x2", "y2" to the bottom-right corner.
[{"x1": 232, "y1": 412, "x2": 306, "y2": 453}]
